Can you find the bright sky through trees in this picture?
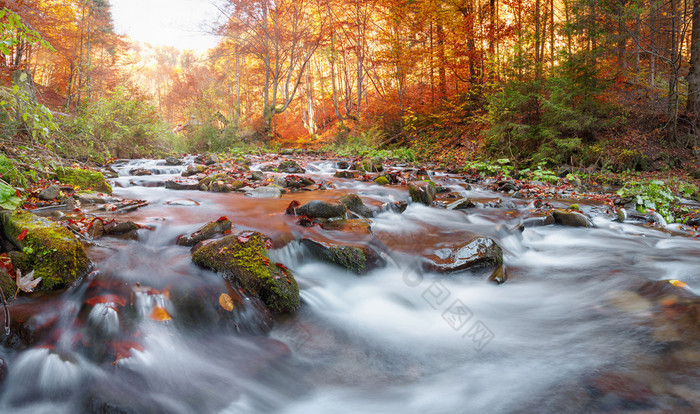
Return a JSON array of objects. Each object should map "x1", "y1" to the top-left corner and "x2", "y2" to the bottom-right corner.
[{"x1": 110, "y1": 0, "x2": 220, "y2": 52}]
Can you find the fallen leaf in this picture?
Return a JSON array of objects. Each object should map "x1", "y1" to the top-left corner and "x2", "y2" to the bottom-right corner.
[
  {"x1": 219, "y1": 293, "x2": 234, "y2": 312},
  {"x1": 149, "y1": 306, "x2": 172, "y2": 321},
  {"x1": 17, "y1": 228, "x2": 28, "y2": 241},
  {"x1": 16, "y1": 269, "x2": 41, "y2": 293},
  {"x1": 669, "y1": 279, "x2": 689, "y2": 289}
]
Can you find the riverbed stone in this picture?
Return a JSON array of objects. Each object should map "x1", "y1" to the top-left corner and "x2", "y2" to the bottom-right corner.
[
  {"x1": 182, "y1": 164, "x2": 207, "y2": 177},
  {"x1": 278, "y1": 160, "x2": 304, "y2": 173},
  {"x1": 164, "y1": 178, "x2": 200, "y2": 190},
  {"x1": 340, "y1": 193, "x2": 372, "y2": 218},
  {"x1": 38, "y1": 184, "x2": 61, "y2": 201},
  {"x1": 294, "y1": 200, "x2": 347, "y2": 219},
  {"x1": 0, "y1": 210, "x2": 90, "y2": 290},
  {"x1": 409, "y1": 181, "x2": 437, "y2": 205},
  {"x1": 425, "y1": 237, "x2": 503, "y2": 273},
  {"x1": 301, "y1": 238, "x2": 386, "y2": 274},
  {"x1": 56, "y1": 167, "x2": 112, "y2": 194},
  {"x1": 177, "y1": 218, "x2": 233, "y2": 246},
  {"x1": 551, "y1": 210, "x2": 592, "y2": 228},
  {"x1": 334, "y1": 170, "x2": 356, "y2": 179},
  {"x1": 165, "y1": 156, "x2": 183, "y2": 166},
  {"x1": 191, "y1": 232, "x2": 299, "y2": 313},
  {"x1": 245, "y1": 185, "x2": 283, "y2": 198},
  {"x1": 446, "y1": 198, "x2": 476, "y2": 210}
]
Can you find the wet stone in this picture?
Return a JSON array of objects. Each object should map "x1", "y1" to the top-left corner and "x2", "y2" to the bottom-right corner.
[
  {"x1": 551, "y1": 210, "x2": 593, "y2": 228},
  {"x1": 340, "y1": 193, "x2": 372, "y2": 218},
  {"x1": 446, "y1": 198, "x2": 476, "y2": 210},
  {"x1": 294, "y1": 200, "x2": 347, "y2": 219},
  {"x1": 425, "y1": 237, "x2": 504, "y2": 274},
  {"x1": 408, "y1": 181, "x2": 436, "y2": 205},
  {"x1": 165, "y1": 156, "x2": 183, "y2": 165},
  {"x1": 177, "y1": 218, "x2": 233, "y2": 246},
  {"x1": 278, "y1": 160, "x2": 305, "y2": 173},
  {"x1": 38, "y1": 184, "x2": 61, "y2": 201}
]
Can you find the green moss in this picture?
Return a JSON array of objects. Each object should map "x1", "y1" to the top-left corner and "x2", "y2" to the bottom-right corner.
[
  {"x1": 329, "y1": 246, "x2": 366, "y2": 273},
  {"x1": 1, "y1": 210, "x2": 90, "y2": 290},
  {"x1": 192, "y1": 233, "x2": 299, "y2": 313},
  {"x1": 0, "y1": 269, "x2": 17, "y2": 298},
  {"x1": 374, "y1": 176, "x2": 390, "y2": 186},
  {"x1": 56, "y1": 167, "x2": 112, "y2": 194}
]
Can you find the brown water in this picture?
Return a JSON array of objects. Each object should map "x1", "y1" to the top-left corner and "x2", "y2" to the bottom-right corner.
[{"x1": 1, "y1": 157, "x2": 699, "y2": 413}]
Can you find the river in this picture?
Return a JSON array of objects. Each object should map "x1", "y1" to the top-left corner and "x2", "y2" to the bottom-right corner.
[{"x1": 1, "y1": 156, "x2": 699, "y2": 413}]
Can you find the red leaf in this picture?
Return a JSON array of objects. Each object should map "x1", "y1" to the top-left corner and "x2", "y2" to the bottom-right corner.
[
  {"x1": 285, "y1": 200, "x2": 300, "y2": 215},
  {"x1": 17, "y1": 229, "x2": 28, "y2": 241},
  {"x1": 217, "y1": 216, "x2": 229, "y2": 222}
]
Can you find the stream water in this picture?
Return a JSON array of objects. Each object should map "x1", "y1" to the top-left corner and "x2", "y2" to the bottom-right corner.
[{"x1": 1, "y1": 157, "x2": 699, "y2": 413}]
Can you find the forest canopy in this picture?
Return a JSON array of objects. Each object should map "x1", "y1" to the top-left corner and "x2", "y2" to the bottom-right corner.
[{"x1": 1, "y1": 0, "x2": 700, "y2": 172}]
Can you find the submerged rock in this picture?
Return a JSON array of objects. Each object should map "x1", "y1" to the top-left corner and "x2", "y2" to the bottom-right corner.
[
  {"x1": 294, "y1": 200, "x2": 347, "y2": 219},
  {"x1": 177, "y1": 218, "x2": 233, "y2": 246},
  {"x1": 425, "y1": 237, "x2": 503, "y2": 274},
  {"x1": 0, "y1": 210, "x2": 90, "y2": 290},
  {"x1": 320, "y1": 219, "x2": 371, "y2": 234},
  {"x1": 408, "y1": 181, "x2": 437, "y2": 205},
  {"x1": 245, "y1": 185, "x2": 283, "y2": 198},
  {"x1": 301, "y1": 238, "x2": 386, "y2": 274},
  {"x1": 56, "y1": 167, "x2": 112, "y2": 194},
  {"x1": 191, "y1": 232, "x2": 299, "y2": 313}
]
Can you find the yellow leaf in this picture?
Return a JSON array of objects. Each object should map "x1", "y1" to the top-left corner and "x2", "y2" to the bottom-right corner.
[
  {"x1": 669, "y1": 279, "x2": 688, "y2": 289},
  {"x1": 149, "y1": 306, "x2": 172, "y2": 321},
  {"x1": 219, "y1": 293, "x2": 234, "y2": 312}
]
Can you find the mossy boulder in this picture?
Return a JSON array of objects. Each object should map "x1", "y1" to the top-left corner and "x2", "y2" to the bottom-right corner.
[
  {"x1": 56, "y1": 167, "x2": 112, "y2": 194},
  {"x1": 373, "y1": 176, "x2": 390, "y2": 186},
  {"x1": 339, "y1": 194, "x2": 372, "y2": 218},
  {"x1": 352, "y1": 158, "x2": 383, "y2": 172},
  {"x1": 408, "y1": 181, "x2": 436, "y2": 205},
  {"x1": 0, "y1": 269, "x2": 16, "y2": 297},
  {"x1": 334, "y1": 171, "x2": 356, "y2": 179},
  {"x1": 0, "y1": 210, "x2": 91, "y2": 290},
  {"x1": 301, "y1": 238, "x2": 387, "y2": 274},
  {"x1": 191, "y1": 232, "x2": 299, "y2": 313}
]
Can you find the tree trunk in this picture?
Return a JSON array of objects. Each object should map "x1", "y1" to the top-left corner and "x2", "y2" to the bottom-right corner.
[{"x1": 687, "y1": 0, "x2": 700, "y2": 113}]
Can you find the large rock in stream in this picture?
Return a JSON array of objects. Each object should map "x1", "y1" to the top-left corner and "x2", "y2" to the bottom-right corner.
[
  {"x1": 191, "y1": 232, "x2": 299, "y2": 313},
  {"x1": 424, "y1": 237, "x2": 505, "y2": 282},
  {"x1": 293, "y1": 200, "x2": 347, "y2": 219},
  {"x1": 0, "y1": 210, "x2": 91, "y2": 290},
  {"x1": 409, "y1": 181, "x2": 437, "y2": 205},
  {"x1": 301, "y1": 239, "x2": 387, "y2": 274}
]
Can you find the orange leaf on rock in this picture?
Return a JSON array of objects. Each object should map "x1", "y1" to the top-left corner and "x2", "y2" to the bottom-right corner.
[
  {"x1": 219, "y1": 293, "x2": 234, "y2": 312},
  {"x1": 149, "y1": 306, "x2": 172, "y2": 321},
  {"x1": 17, "y1": 229, "x2": 28, "y2": 241}
]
